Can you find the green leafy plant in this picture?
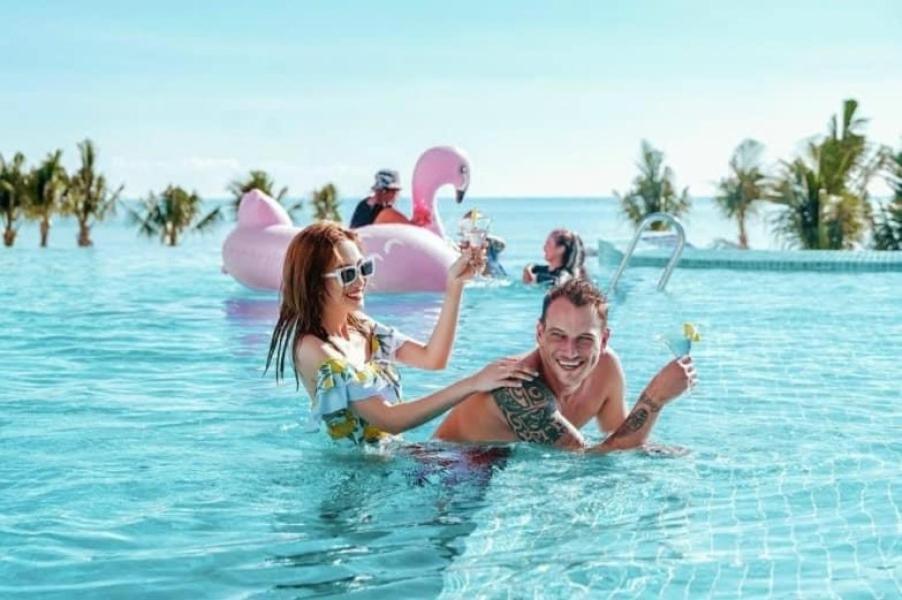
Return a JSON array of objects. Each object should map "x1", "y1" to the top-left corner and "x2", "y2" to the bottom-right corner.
[
  {"x1": 311, "y1": 183, "x2": 341, "y2": 221},
  {"x1": 615, "y1": 140, "x2": 690, "y2": 231},
  {"x1": 714, "y1": 139, "x2": 767, "y2": 249},
  {"x1": 25, "y1": 150, "x2": 68, "y2": 247},
  {"x1": 769, "y1": 99, "x2": 881, "y2": 249},
  {"x1": 871, "y1": 148, "x2": 902, "y2": 250},
  {"x1": 63, "y1": 139, "x2": 124, "y2": 247},
  {"x1": 130, "y1": 185, "x2": 221, "y2": 246},
  {"x1": 0, "y1": 152, "x2": 29, "y2": 247},
  {"x1": 227, "y1": 170, "x2": 302, "y2": 218}
]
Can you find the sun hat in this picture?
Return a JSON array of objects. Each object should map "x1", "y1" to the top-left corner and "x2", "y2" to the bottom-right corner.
[{"x1": 372, "y1": 169, "x2": 402, "y2": 191}]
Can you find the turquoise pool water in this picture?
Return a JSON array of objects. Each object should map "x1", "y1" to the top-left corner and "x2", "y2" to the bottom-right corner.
[{"x1": 1, "y1": 198, "x2": 899, "y2": 597}]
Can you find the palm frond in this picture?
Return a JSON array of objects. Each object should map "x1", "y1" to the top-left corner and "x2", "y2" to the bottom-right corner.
[
  {"x1": 311, "y1": 183, "x2": 341, "y2": 221},
  {"x1": 194, "y1": 206, "x2": 222, "y2": 232},
  {"x1": 768, "y1": 100, "x2": 877, "y2": 249},
  {"x1": 615, "y1": 140, "x2": 691, "y2": 230},
  {"x1": 228, "y1": 169, "x2": 290, "y2": 216}
]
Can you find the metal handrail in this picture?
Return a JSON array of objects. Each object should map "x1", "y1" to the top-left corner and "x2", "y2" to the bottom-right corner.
[{"x1": 607, "y1": 212, "x2": 686, "y2": 293}]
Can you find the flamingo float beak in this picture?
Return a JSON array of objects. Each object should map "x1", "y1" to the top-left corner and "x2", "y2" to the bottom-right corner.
[{"x1": 455, "y1": 188, "x2": 467, "y2": 203}]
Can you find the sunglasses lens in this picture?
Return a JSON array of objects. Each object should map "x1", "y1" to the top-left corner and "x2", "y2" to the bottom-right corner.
[
  {"x1": 339, "y1": 267, "x2": 357, "y2": 285},
  {"x1": 360, "y1": 259, "x2": 375, "y2": 277}
]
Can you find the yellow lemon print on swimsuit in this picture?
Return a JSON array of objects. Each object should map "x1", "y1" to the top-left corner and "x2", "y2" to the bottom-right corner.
[
  {"x1": 326, "y1": 410, "x2": 359, "y2": 440},
  {"x1": 362, "y1": 424, "x2": 389, "y2": 443}
]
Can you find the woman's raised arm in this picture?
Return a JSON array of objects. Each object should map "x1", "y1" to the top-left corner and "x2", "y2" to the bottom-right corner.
[{"x1": 395, "y1": 252, "x2": 481, "y2": 370}]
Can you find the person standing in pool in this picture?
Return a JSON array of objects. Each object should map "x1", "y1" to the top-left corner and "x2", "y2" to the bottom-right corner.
[
  {"x1": 434, "y1": 279, "x2": 696, "y2": 452},
  {"x1": 266, "y1": 222, "x2": 536, "y2": 446},
  {"x1": 349, "y1": 169, "x2": 410, "y2": 228},
  {"x1": 522, "y1": 228, "x2": 587, "y2": 285}
]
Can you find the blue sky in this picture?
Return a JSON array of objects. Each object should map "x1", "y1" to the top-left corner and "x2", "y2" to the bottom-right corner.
[{"x1": 1, "y1": 1, "x2": 900, "y2": 198}]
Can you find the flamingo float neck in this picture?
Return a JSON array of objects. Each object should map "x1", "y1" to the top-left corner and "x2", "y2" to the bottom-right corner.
[{"x1": 410, "y1": 146, "x2": 470, "y2": 239}]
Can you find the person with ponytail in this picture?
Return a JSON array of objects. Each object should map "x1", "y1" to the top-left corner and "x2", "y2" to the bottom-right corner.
[
  {"x1": 266, "y1": 222, "x2": 536, "y2": 446},
  {"x1": 523, "y1": 229, "x2": 587, "y2": 286}
]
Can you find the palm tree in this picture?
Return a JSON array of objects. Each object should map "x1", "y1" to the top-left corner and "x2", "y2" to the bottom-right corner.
[
  {"x1": 872, "y1": 148, "x2": 902, "y2": 250},
  {"x1": 311, "y1": 183, "x2": 341, "y2": 221},
  {"x1": 25, "y1": 150, "x2": 68, "y2": 247},
  {"x1": 714, "y1": 139, "x2": 768, "y2": 249},
  {"x1": 615, "y1": 140, "x2": 691, "y2": 231},
  {"x1": 769, "y1": 99, "x2": 879, "y2": 249},
  {"x1": 227, "y1": 170, "x2": 302, "y2": 218},
  {"x1": 0, "y1": 152, "x2": 29, "y2": 247},
  {"x1": 130, "y1": 185, "x2": 221, "y2": 246},
  {"x1": 63, "y1": 139, "x2": 124, "y2": 247}
]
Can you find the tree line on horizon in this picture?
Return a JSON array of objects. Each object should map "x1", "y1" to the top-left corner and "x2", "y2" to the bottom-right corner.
[
  {"x1": 616, "y1": 99, "x2": 901, "y2": 250},
  {"x1": 0, "y1": 144, "x2": 342, "y2": 248},
  {"x1": 2, "y1": 99, "x2": 900, "y2": 250}
]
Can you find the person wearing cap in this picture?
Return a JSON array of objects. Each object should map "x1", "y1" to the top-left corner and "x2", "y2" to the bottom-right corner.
[{"x1": 349, "y1": 169, "x2": 409, "y2": 229}]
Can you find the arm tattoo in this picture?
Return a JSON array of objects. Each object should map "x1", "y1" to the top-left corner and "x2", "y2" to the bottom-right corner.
[
  {"x1": 637, "y1": 392, "x2": 662, "y2": 413},
  {"x1": 492, "y1": 378, "x2": 567, "y2": 445},
  {"x1": 614, "y1": 392, "x2": 661, "y2": 436},
  {"x1": 621, "y1": 408, "x2": 649, "y2": 433}
]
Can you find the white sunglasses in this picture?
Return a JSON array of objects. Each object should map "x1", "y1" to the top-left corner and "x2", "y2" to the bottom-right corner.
[{"x1": 323, "y1": 256, "x2": 376, "y2": 287}]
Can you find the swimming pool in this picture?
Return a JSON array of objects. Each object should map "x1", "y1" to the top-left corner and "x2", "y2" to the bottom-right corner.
[{"x1": 1, "y1": 198, "x2": 899, "y2": 597}]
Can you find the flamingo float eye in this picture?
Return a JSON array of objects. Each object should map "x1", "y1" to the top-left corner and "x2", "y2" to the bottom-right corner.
[{"x1": 458, "y1": 164, "x2": 470, "y2": 189}]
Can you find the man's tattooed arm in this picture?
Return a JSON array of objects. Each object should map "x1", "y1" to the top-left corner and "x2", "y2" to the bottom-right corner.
[
  {"x1": 491, "y1": 378, "x2": 586, "y2": 450},
  {"x1": 590, "y1": 392, "x2": 663, "y2": 453}
]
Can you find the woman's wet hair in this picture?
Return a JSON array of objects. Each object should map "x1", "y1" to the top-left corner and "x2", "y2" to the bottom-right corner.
[
  {"x1": 550, "y1": 228, "x2": 586, "y2": 280},
  {"x1": 265, "y1": 222, "x2": 367, "y2": 386}
]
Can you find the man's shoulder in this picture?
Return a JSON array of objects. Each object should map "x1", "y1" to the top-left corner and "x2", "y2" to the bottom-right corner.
[
  {"x1": 595, "y1": 347, "x2": 623, "y2": 374},
  {"x1": 589, "y1": 348, "x2": 625, "y2": 398},
  {"x1": 492, "y1": 376, "x2": 556, "y2": 410}
]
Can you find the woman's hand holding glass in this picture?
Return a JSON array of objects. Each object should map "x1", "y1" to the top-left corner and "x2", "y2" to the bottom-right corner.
[
  {"x1": 457, "y1": 212, "x2": 491, "y2": 281},
  {"x1": 447, "y1": 247, "x2": 486, "y2": 287}
]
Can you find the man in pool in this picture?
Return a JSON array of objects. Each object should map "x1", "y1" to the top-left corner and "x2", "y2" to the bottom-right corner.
[{"x1": 434, "y1": 279, "x2": 696, "y2": 452}]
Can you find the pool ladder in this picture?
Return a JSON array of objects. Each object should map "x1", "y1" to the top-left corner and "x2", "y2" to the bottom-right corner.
[{"x1": 607, "y1": 212, "x2": 686, "y2": 293}]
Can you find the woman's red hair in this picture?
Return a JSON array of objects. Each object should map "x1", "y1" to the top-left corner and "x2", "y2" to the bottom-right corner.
[{"x1": 265, "y1": 221, "x2": 366, "y2": 385}]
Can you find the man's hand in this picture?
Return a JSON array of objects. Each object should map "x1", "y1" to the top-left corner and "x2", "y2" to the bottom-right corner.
[
  {"x1": 643, "y1": 356, "x2": 697, "y2": 406},
  {"x1": 522, "y1": 264, "x2": 536, "y2": 283}
]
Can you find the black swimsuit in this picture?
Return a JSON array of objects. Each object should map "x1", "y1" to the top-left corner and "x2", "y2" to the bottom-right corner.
[
  {"x1": 349, "y1": 199, "x2": 384, "y2": 229},
  {"x1": 528, "y1": 264, "x2": 571, "y2": 286}
]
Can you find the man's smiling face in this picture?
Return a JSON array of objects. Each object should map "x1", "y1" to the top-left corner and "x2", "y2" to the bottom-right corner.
[{"x1": 536, "y1": 297, "x2": 609, "y2": 387}]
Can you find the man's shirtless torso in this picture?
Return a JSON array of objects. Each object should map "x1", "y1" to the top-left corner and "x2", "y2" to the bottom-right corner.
[{"x1": 434, "y1": 348, "x2": 626, "y2": 447}]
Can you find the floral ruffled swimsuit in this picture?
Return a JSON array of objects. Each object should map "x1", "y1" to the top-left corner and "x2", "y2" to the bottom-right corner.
[{"x1": 308, "y1": 321, "x2": 410, "y2": 445}]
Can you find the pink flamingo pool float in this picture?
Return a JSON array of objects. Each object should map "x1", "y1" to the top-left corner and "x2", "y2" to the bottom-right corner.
[{"x1": 222, "y1": 146, "x2": 471, "y2": 293}]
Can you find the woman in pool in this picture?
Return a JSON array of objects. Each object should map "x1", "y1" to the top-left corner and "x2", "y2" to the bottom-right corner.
[
  {"x1": 522, "y1": 228, "x2": 586, "y2": 285},
  {"x1": 266, "y1": 222, "x2": 535, "y2": 445}
]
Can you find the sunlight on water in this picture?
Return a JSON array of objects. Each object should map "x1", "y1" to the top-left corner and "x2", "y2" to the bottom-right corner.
[{"x1": 1, "y1": 199, "x2": 899, "y2": 597}]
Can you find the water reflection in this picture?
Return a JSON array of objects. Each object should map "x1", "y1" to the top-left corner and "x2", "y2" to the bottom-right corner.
[
  {"x1": 269, "y1": 444, "x2": 511, "y2": 596},
  {"x1": 223, "y1": 297, "x2": 279, "y2": 357},
  {"x1": 224, "y1": 297, "x2": 280, "y2": 325}
]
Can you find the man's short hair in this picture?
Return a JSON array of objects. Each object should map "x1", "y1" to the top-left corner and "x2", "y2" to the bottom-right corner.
[{"x1": 540, "y1": 279, "x2": 608, "y2": 325}]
